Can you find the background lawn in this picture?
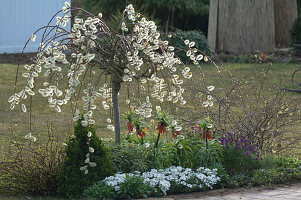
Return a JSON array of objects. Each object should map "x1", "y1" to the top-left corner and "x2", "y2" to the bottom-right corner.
[{"x1": 0, "y1": 62, "x2": 300, "y2": 154}]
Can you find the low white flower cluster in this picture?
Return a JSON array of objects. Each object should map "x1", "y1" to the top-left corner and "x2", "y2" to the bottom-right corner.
[{"x1": 103, "y1": 166, "x2": 220, "y2": 195}]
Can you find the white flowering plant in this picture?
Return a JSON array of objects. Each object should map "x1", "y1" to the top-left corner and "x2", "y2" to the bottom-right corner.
[{"x1": 84, "y1": 166, "x2": 221, "y2": 198}]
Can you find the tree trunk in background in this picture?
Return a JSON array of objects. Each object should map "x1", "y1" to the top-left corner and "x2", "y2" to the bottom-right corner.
[
  {"x1": 298, "y1": 0, "x2": 301, "y2": 16},
  {"x1": 208, "y1": 0, "x2": 275, "y2": 54},
  {"x1": 274, "y1": 0, "x2": 297, "y2": 48},
  {"x1": 208, "y1": 0, "x2": 218, "y2": 51}
]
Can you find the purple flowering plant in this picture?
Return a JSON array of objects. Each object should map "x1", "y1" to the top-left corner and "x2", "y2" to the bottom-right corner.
[{"x1": 219, "y1": 133, "x2": 258, "y2": 157}]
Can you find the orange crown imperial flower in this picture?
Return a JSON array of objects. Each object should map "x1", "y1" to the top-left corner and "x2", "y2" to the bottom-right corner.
[
  {"x1": 157, "y1": 123, "x2": 167, "y2": 134},
  {"x1": 202, "y1": 130, "x2": 212, "y2": 140},
  {"x1": 127, "y1": 122, "x2": 133, "y2": 131},
  {"x1": 137, "y1": 127, "x2": 147, "y2": 138},
  {"x1": 172, "y1": 130, "x2": 181, "y2": 139}
]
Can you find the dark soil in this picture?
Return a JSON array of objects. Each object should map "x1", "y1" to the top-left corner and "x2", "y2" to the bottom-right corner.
[{"x1": 0, "y1": 53, "x2": 37, "y2": 65}]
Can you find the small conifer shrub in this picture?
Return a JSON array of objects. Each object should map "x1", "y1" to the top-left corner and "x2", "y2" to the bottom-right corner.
[{"x1": 57, "y1": 117, "x2": 114, "y2": 198}]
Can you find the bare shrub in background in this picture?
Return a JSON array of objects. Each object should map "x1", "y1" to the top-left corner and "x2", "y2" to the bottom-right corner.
[
  {"x1": 0, "y1": 127, "x2": 64, "y2": 195},
  {"x1": 183, "y1": 64, "x2": 301, "y2": 155}
]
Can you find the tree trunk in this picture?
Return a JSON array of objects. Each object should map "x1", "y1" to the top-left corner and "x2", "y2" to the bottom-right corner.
[
  {"x1": 208, "y1": 0, "x2": 275, "y2": 54},
  {"x1": 165, "y1": 14, "x2": 170, "y2": 33},
  {"x1": 112, "y1": 75, "x2": 121, "y2": 144},
  {"x1": 208, "y1": 0, "x2": 219, "y2": 51},
  {"x1": 298, "y1": 0, "x2": 301, "y2": 16},
  {"x1": 274, "y1": 0, "x2": 297, "y2": 48}
]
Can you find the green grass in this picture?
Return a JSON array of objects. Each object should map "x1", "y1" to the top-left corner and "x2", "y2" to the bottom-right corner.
[
  {"x1": 0, "y1": 62, "x2": 300, "y2": 151},
  {"x1": 196, "y1": 62, "x2": 300, "y2": 89}
]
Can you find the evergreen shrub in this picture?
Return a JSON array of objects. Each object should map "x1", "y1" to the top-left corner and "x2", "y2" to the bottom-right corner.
[
  {"x1": 290, "y1": 16, "x2": 301, "y2": 45},
  {"x1": 57, "y1": 118, "x2": 114, "y2": 198}
]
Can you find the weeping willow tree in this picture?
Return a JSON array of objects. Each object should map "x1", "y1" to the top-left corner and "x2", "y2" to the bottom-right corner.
[{"x1": 8, "y1": 2, "x2": 214, "y2": 150}]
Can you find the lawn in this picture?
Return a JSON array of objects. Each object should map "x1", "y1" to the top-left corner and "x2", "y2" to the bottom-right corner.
[{"x1": 0, "y1": 62, "x2": 300, "y2": 152}]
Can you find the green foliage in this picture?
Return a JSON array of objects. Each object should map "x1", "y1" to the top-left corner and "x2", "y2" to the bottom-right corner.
[
  {"x1": 83, "y1": 181, "x2": 116, "y2": 199},
  {"x1": 275, "y1": 156, "x2": 301, "y2": 168},
  {"x1": 221, "y1": 146, "x2": 260, "y2": 175},
  {"x1": 232, "y1": 54, "x2": 256, "y2": 63},
  {"x1": 82, "y1": 0, "x2": 210, "y2": 32},
  {"x1": 132, "y1": 116, "x2": 145, "y2": 130},
  {"x1": 191, "y1": 140, "x2": 222, "y2": 170},
  {"x1": 252, "y1": 167, "x2": 301, "y2": 186},
  {"x1": 83, "y1": 175, "x2": 156, "y2": 199},
  {"x1": 147, "y1": 138, "x2": 174, "y2": 169},
  {"x1": 156, "y1": 110, "x2": 173, "y2": 126},
  {"x1": 165, "y1": 136, "x2": 222, "y2": 170},
  {"x1": 110, "y1": 133, "x2": 174, "y2": 172},
  {"x1": 164, "y1": 139, "x2": 194, "y2": 168},
  {"x1": 119, "y1": 131, "x2": 173, "y2": 170},
  {"x1": 225, "y1": 174, "x2": 253, "y2": 188},
  {"x1": 199, "y1": 116, "x2": 214, "y2": 131},
  {"x1": 189, "y1": 139, "x2": 227, "y2": 187},
  {"x1": 165, "y1": 30, "x2": 210, "y2": 64},
  {"x1": 82, "y1": 0, "x2": 122, "y2": 16},
  {"x1": 118, "y1": 175, "x2": 156, "y2": 199},
  {"x1": 107, "y1": 5, "x2": 161, "y2": 32},
  {"x1": 116, "y1": 132, "x2": 223, "y2": 173},
  {"x1": 290, "y1": 16, "x2": 301, "y2": 45},
  {"x1": 110, "y1": 142, "x2": 151, "y2": 173},
  {"x1": 225, "y1": 165, "x2": 301, "y2": 188},
  {"x1": 222, "y1": 155, "x2": 301, "y2": 188},
  {"x1": 218, "y1": 52, "x2": 274, "y2": 63},
  {"x1": 122, "y1": 109, "x2": 136, "y2": 122},
  {"x1": 258, "y1": 155, "x2": 277, "y2": 170},
  {"x1": 142, "y1": 0, "x2": 209, "y2": 16},
  {"x1": 142, "y1": 0, "x2": 209, "y2": 32},
  {"x1": 0, "y1": 129, "x2": 64, "y2": 196},
  {"x1": 56, "y1": 118, "x2": 114, "y2": 198}
]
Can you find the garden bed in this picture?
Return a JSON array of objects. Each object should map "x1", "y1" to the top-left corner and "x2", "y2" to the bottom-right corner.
[{"x1": 1, "y1": 62, "x2": 301, "y2": 199}]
